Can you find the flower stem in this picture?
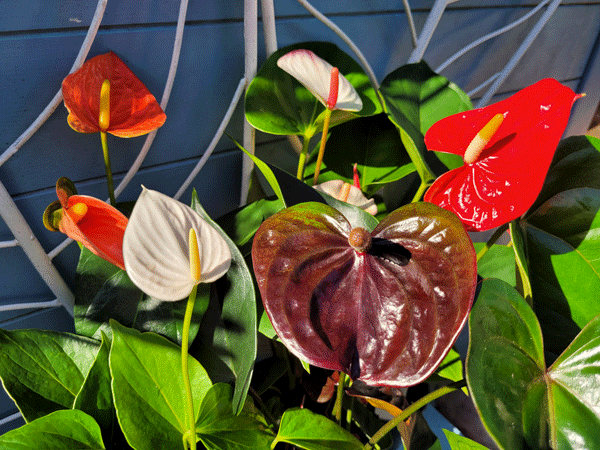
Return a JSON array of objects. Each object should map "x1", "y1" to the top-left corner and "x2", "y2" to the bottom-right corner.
[
  {"x1": 476, "y1": 223, "x2": 509, "y2": 262},
  {"x1": 411, "y1": 180, "x2": 432, "y2": 203},
  {"x1": 296, "y1": 134, "x2": 312, "y2": 180},
  {"x1": 313, "y1": 108, "x2": 333, "y2": 185},
  {"x1": 363, "y1": 380, "x2": 466, "y2": 450},
  {"x1": 181, "y1": 285, "x2": 198, "y2": 450},
  {"x1": 332, "y1": 372, "x2": 347, "y2": 424},
  {"x1": 100, "y1": 131, "x2": 116, "y2": 205}
]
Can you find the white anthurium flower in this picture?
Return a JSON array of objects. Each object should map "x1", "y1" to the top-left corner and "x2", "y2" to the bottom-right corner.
[
  {"x1": 123, "y1": 187, "x2": 231, "y2": 301},
  {"x1": 314, "y1": 180, "x2": 378, "y2": 215},
  {"x1": 277, "y1": 49, "x2": 363, "y2": 112}
]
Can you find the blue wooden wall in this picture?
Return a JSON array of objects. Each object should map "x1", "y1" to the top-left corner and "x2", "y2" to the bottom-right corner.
[{"x1": 2, "y1": 0, "x2": 600, "y2": 433}]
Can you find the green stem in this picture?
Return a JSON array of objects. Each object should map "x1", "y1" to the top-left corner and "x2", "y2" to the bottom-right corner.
[
  {"x1": 313, "y1": 108, "x2": 333, "y2": 185},
  {"x1": 181, "y1": 285, "x2": 198, "y2": 450},
  {"x1": 476, "y1": 223, "x2": 509, "y2": 262},
  {"x1": 296, "y1": 134, "x2": 312, "y2": 181},
  {"x1": 363, "y1": 380, "x2": 466, "y2": 450},
  {"x1": 332, "y1": 372, "x2": 347, "y2": 424},
  {"x1": 411, "y1": 180, "x2": 432, "y2": 203},
  {"x1": 100, "y1": 131, "x2": 116, "y2": 205}
]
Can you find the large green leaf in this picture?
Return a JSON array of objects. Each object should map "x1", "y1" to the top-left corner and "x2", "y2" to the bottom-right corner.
[
  {"x1": 0, "y1": 409, "x2": 105, "y2": 449},
  {"x1": 520, "y1": 136, "x2": 600, "y2": 339},
  {"x1": 303, "y1": 113, "x2": 415, "y2": 196},
  {"x1": 72, "y1": 332, "x2": 117, "y2": 445},
  {"x1": 196, "y1": 383, "x2": 274, "y2": 450},
  {"x1": 442, "y1": 430, "x2": 488, "y2": 450},
  {"x1": 191, "y1": 190, "x2": 257, "y2": 415},
  {"x1": 467, "y1": 278, "x2": 600, "y2": 450},
  {"x1": 109, "y1": 321, "x2": 213, "y2": 450},
  {"x1": 467, "y1": 279, "x2": 545, "y2": 450},
  {"x1": 245, "y1": 41, "x2": 381, "y2": 138},
  {"x1": 523, "y1": 188, "x2": 600, "y2": 329},
  {"x1": 74, "y1": 246, "x2": 209, "y2": 344},
  {"x1": 379, "y1": 61, "x2": 472, "y2": 177},
  {"x1": 0, "y1": 328, "x2": 99, "y2": 422},
  {"x1": 473, "y1": 242, "x2": 516, "y2": 287},
  {"x1": 272, "y1": 408, "x2": 363, "y2": 450}
]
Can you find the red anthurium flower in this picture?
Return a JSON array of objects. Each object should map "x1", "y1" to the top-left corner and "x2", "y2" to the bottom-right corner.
[
  {"x1": 423, "y1": 78, "x2": 582, "y2": 231},
  {"x1": 62, "y1": 51, "x2": 166, "y2": 138},
  {"x1": 44, "y1": 178, "x2": 128, "y2": 269}
]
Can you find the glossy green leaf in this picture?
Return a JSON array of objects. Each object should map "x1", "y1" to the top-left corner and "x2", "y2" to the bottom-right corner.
[
  {"x1": 527, "y1": 135, "x2": 600, "y2": 214},
  {"x1": 521, "y1": 135, "x2": 600, "y2": 335},
  {"x1": 73, "y1": 332, "x2": 116, "y2": 444},
  {"x1": 196, "y1": 383, "x2": 274, "y2": 450},
  {"x1": 191, "y1": 190, "x2": 257, "y2": 414},
  {"x1": 0, "y1": 328, "x2": 99, "y2": 422},
  {"x1": 429, "y1": 348, "x2": 465, "y2": 389},
  {"x1": 0, "y1": 409, "x2": 105, "y2": 449},
  {"x1": 74, "y1": 246, "x2": 208, "y2": 344},
  {"x1": 472, "y1": 242, "x2": 516, "y2": 287},
  {"x1": 272, "y1": 408, "x2": 363, "y2": 450},
  {"x1": 467, "y1": 279, "x2": 600, "y2": 450},
  {"x1": 380, "y1": 61, "x2": 472, "y2": 178},
  {"x1": 467, "y1": 279, "x2": 545, "y2": 450},
  {"x1": 303, "y1": 113, "x2": 415, "y2": 196},
  {"x1": 523, "y1": 188, "x2": 600, "y2": 329},
  {"x1": 217, "y1": 198, "x2": 285, "y2": 248},
  {"x1": 109, "y1": 321, "x2": 213, "y2": 449},
  {"x1": 245, "y1": 42, "x2": 381, "y2": 138},
  {"x1": 442, "y1": 430, "x2": 488, "y2": 450}
]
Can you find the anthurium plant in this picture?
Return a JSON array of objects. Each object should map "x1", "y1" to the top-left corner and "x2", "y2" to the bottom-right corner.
[{"x1": 1, "y1": 42, "x2": 599, "y2": 450}]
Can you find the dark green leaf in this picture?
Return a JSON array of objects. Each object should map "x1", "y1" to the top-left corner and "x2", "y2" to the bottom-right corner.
[
  {"x1": 303, "y1": 113, "x2": 415, "y2": 196},
  {"x1": 74, "y1": 247, "x2": 207, "y2": 345},
  {"x1": 196, "y1": 383, "x2": 274, "y2": 450},
  {"x1": 217, "y1": 198, "x2": 284, "y2": 248},
  {"x1": 0, "y1": 328, "x2": 99, "y2": 422},
  {"x1": 466, "y1": 279, "x2": 546, "y2": 450},
  {"x1": 191, "y1": 190, "x2": 257, "y2": 414},
  {"x1": 467, "y1": 279, "x2": 600, "y2": 450},
  {"x1": 245, "y1": 42, "x2": 381, "y2": 137},
  {"x1": 473, "y1": 242, "x2": 516, "y2": 287},
  {"x1": 109, "y1": 321, "x2": 213, "y2": 449},
  {"x1": 73, "y1": 332, "x2": 116, "y2": 443},
  {"x1": 380, "y1": 61, "x2": 472, "y2": 176},
  {"x1": 442, "y1": 429, "x2": 488, "y2": 450},
  {"x1": 523, "y1": 188, "x2": 600, "y2": 329},
  {"x1": 0, "y1": 409, "x2": 105, "y2": 449},
  {"x1": 273, "y1": 408, "x2": 363, "y2": 450}
]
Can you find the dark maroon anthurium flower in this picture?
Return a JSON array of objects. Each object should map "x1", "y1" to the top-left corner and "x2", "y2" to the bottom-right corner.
[
  {"x1": 252, "y1": 202, "x2": 476, "y2": 387},
  {"x1": 424, "y1": 78, "x2": 582, "y2": 231}
]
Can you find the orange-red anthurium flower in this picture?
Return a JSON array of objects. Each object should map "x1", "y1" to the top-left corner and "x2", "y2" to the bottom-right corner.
[
  {"x1": 423, "y1": 78, "x2": 582, "y2": 231},
  {"x1": 44, "y1": 178, "x2": 128, "y2": 269},
  {"x1": 62, "y1": 51, "x2": 166, "y2": 138}
]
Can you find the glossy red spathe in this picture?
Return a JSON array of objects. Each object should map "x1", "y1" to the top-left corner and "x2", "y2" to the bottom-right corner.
[
  {"x1": 423, "y1": 78, "x2": 581, "y2": 231},
  {"x1": 62, "y1": 52, "x2": 166, "y2": 138}
]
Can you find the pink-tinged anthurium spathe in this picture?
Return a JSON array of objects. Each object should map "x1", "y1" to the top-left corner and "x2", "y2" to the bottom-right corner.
[
  {"x1": 62, "y1": 51, "x2": 166, "y2": 138},
  {"x1": 423, "y1": 78, "x2": 582, "y2": 231},
  {"x1": 43, "y1": 177, "x2": 128, "y2": 269},
  {"x1": 314, "y1": 180, "x2": 377, "y2": 215},
  {"x1": 314, "y1": 165, "x2": 377, "y2": 215},
  {"x1": 122, "y1": 188, "x2": 231, "y2": 301},
  {"x1": 277, "y1": 49, "x2": 363, "y2": 112}
]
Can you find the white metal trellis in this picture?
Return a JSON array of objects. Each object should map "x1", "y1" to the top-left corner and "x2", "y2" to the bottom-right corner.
[{"x1": 0, "y1": 0, "x2": 573, "y2": 323}]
